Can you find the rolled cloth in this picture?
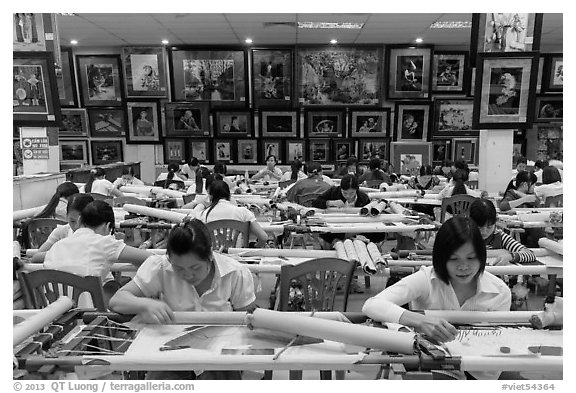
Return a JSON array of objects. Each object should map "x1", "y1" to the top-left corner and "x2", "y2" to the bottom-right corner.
[
  {"x1": 248, "y1": 308, "x2": 416, "y2": 354},
  {"x1": 275, "y1": 202, "x2": 315, "y2": 217},
  {"x1": 13, "y1": 205, "x2": 46, "y2": 221},
  {"x1": 387, "y1": 201, "x2": 406, "y2": 215},
  {"x1": 228, "y1": 248, "x2": 338, "y2": 258},
  {"x1": 122, "y1": 204, "x2": 187, "y2": 223},
  {"x1": 516, "y1": 212, "x2": 550, "y2": 222},
  {"x1": 333, "y1": 241, "x2": 349, "y2": 261},
  {"x1": 354, "y1": 240, "x2": 377, "y2": 274},
  {"x1": 119, "y1": 185, "x2": 155, "y2": 195},
  {"x1": 380, "y1": 184, "x2": 407, "y2": 192},
  {"x1": 370, "y1": 201, "x2": 387, "y2": 216},
  {"x1": 367, "y1": 190, "x2": 421, "y2": 199},
  {"x1": 343, "y1": 239, "x2": 359, "y2": 262},
  {"x1": 423, "y1": 310, "x2": 535, "y2": 324},
  {"x1": 538, "y1": 238, "x2": 563, "y2": 255},
  {"x1": 367, "y1": 242, "x2": 386, "y2": 266},
  {"x1": 360, "y1": 201, "x2": 378, "y2": 216},
  {"x1": 319, "y1": 214, "x2": 408, "y2": 223}
]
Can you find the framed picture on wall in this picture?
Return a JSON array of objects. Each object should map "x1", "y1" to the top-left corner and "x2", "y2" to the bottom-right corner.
[
  {"x1": 237, "y1": 139, "x2": 258, "y2": 164},
  {"x1": 59, "y1": 109, "x2": 88, "y2": 137},
  {"x1": 60, "y1": 140, "x2": 89, "y2": 165},
  {"x1": 214, "y1": 110, "x2": 253, "y2": 138},
  {"x1": 122, "y1": 46, "x2": 168, "y2": 98},
  {"x1": 386, "y1": 45, "x2": 433, "y2": 100},
  {"x1": 305, "y1": 109, "x2": 345, "y2": 138},
  {"x1": 534, "y1": 95, "x2": 563, "y2": 122},
  {"x1": 285, "y1": 140, "x2": 305, "y2": 163},
  {"x1": 350, "y1": 109, "x2": 390, "y2": 137},
  {"x1": 309, "y1": 139, "x2": 331, "y2": 162},
  {"x1": 213, "y1": 140, "x2": 235, "y2": 163},
  {"x1": 473, "y1": 52, "x2": 538, "y2": 129},
  {"x1": 126, "y1": 102, "x2": 160, "y2": 144},
  {"x1": 13, "y1": 52, "x2": 62, "y2": 127},
  {"x1": 390, "y1": 142, "x2": 432, "y2": 175},
  {"x1": 163, "y1": 138, "x2": 186, "y2": 163},
  {"x1": 252, "y1": 48, "x2": 293, "y2": 107},
  {"x1": 165, "y1": 102, "x2": 211, "y2": 137},
  {"x1": 189, "y1": 139, "x2": 210, "y2": 164},
  {"x1": 432, "y1": 139, "x2": 452, "y2": 165},
  {"x1": 433, "y1": 98, "x2": 478, "y2": 137},
  {"x1": 261, "y1": 140, "x2": 282, "y2": 163},
  {"x1": 395, "y1": 102, "x2": 431, "y2": 142},
  {"x1": 90, "y1": 140, "x2": 123, "y2": 165},
  {"x1": 432, "y1": 51, "x2": 468, "y2": 94},
  {"x1": 536, "y1": 124, "x2": 563, "y2": 161},
  {"x1": 298, "y1": 47, "x2": 381, "y2": 105},
  {"x1": 452, "y1": 138, "x2": 479, "y2": 166},
  {"x1": 333, "y1": 139, "x2": 355, "y2": 162},
  {"x1": 76, "y1": 55, "x2": 123, "y2": 107},
  {"x1": 358, "y1": 138, "x2": 390, "y2": 163},
  {"x1": 542, "y1": 55, "x2": 563, "y2": 92},
  {"x1": 57, "y1": 48, "x2": 78, "y2": 107},
  {"x1": 170, "y1": 48, "x2": 247, "y2": 107},
  {"x1": 88, "y1": 107, "x2": 126, "y2": 138},
  {"x1": 13, "y1": 13, "x2": 46, "y2": 51},
  {"x1": 260, "y1": 110, "x2": 298, "y2": 138}
]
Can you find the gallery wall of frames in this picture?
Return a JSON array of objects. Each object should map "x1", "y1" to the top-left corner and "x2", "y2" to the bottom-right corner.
[{"x1": 13, "y1": 13, "x2": 563, "y2": 172}]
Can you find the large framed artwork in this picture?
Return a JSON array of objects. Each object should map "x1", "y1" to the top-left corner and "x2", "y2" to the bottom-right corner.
[
  {"x1": 251, "y1": 48, "x2": 293, "y2": 107},
  {"x1": 535, "y1": 124, "x2": 563, "y2": 161},
  {"x1": 470, "y1": 13, "x2": 543, "y2": 67},
  {"x1": 432, "y1": 51, "x2": 469, "y2": 94},
  {"x1": 386, "y1": 45, "x2": 433, "y2": 100},
  {"x1": 350, "y1": 109, "x2": 391, "y2": 138},
  {"x1": 13, "y1": 13, "x2": 46, "y2": 51},
  {"x1": 126, "y1": 102, "x2": 161, "y2": 144},
  {"x1": 237, "y1": 139, "x2": 258, "y2": 164},
  {"x1": 452, "y1": 138, "x2": 479, "y2": 166},
  {"x1": 170, "y1": 48, "x2": 247, "y2": 107},
  {"x1": 305, "y1": 109, "x2": 345, "y2": 138},
  {"x1": 189, "y1": 139, "x2": 210, "y2": 164},
  {"x1": 433, "y1": 98, "x2": 478, "y2": 137},
  {"x1": 473, "y1": 52, "x2": 539, "y2": 129},
  {"x1": 298, "y1": 47, "x2": 381, "y2": 105},
  {"x1": 76, "y1": 55, "x2": 123, "y2": 107},
  {"x1": 541, "y1": 55, "x2": 563, "y2": 93},
  {"x1": 14, "y1": 52, "x2": 61, "y2": 127},
  {"x1": 309, "y1": 139, "x2": 331, "y2": 162},
  {"x1": 432, "y1": 139, "x2": 452, "y2": 165},
  {"x1": 395, "y1": 102, "x2": 431, "y2": 142},
  {"x1": 261, "y1": 140, "x2": 283, "y2": 163},
  {"x1": 390, "y1": 142, "x2": 432, "y2": 175},
  {"x1": 164, "y1": 102, "x2": 211, "y2": 137},
  {"x1": 359, "y1": 138, "x2": 390, "y2": 163},
  {"x1": 88, "y1": 107, "x2": 126, "y2": 138},
  {"x1": 57, "y1": 48, "x2": 78, "y2": 107},
  {"x1": 90, "y1": 140, "x2": 124, "y2": 165},
  {"x1": 121, "y1": 46, "x2": 168, "y2": 98},
  {"x1": 534, "y1": 95, "x2": 563, "y2": 123},
  {"x1": 285, "y1": 141, "x2": 305, "y2": 163},
  {"x1": 260, "y1": 110, "x2": 298, "y2": 138},
  {"x1": 59, "y1": 109, "x2": 88, "y2": 137},
  {"x1": 333, "y1": 139, "x2": 356, "y2": 163},
  {"x1": 214, "y1": 110, "x2": 253, "y2": 138},
  {"x1": 60, "y1": 140, "x2": 89, "y2": 165},
  {"x1": 213, "y1": 140, "x2": 235, "y2": 163}
]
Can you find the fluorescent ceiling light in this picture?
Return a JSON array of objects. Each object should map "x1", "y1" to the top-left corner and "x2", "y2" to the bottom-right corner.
[
  {"x1": 330, "y1": 39, "x2": 338, "y2": 44},
  {"x1": 298, "y1": 22, "x2": 364, "y2": 29},
  {"x1": 415, "y1": 38, "x2": 423, "y2": 43},
  {"x1": 430, "y1": 21, "x2": 472, "y2": 29}
]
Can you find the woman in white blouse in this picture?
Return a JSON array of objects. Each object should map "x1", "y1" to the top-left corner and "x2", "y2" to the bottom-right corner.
[{"x1": 251, "y1": 155, "x2": 283, "y2": 182}]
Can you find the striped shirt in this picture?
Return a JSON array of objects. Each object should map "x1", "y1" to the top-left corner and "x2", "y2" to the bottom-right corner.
[{"x1": 485, "y1": 229, "x2": 536, "y2": 264}]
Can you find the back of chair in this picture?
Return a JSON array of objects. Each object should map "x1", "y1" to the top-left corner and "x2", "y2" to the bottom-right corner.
[
  {"x1": 297, "y1": 193, "x2": 322, "y2": 208},
  {"x1": 182, "y1": 194, "x2": 196, "y2": 205},
  {"x1": 205, "y1": 220, "x2": 250, "y2": 251},
  {"x1": 544, "y1": 195, "x2": 563, "y2": 208},
  {"x1": 112, "y1": 196, "x2": 146, "y2": 207},
  {"x1": 440, "y1": 194, "x2": 477, "y2": 223},
  {"x1": 278, "y1": 258, "x2": 356, "y2": 312},
  {"x1": 24, "y1": 218, "x2": 67, "y2": 249},
  {"x1": 88, "y1": 193, "x2": 112, "y2": 201},
  {"x1": 19, "y1": 269, "x2": 106, "y2": 311}
]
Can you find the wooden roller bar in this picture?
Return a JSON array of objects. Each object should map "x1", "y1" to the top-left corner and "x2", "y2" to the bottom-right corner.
[
  {"x1": 122, "y1": 204, "x2": 188, "y2": 223},
  {"x1": 13, "y1": 205, "x2": 46, "y2": 222}
]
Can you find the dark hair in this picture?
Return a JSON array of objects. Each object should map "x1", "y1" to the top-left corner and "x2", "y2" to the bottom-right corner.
[
  {"x1": 213, "y1": 162, "x2": 227, "y2": 175},
  {"x1": 205, "y1": 180, "x2": 231, "y2": 220},
  {"x1": 189, "y1": 157, "x2": 199, "y2": 167},
  {"x1": 290, "y1": 159, "x2": 303, "y2": 180},
  {"x1": 505, "y1": 171, "x2": 535, "y2": 194},
  {"x1": 265, "y1": 155, "x2": 277, "y2": 165},
  {"x1": 368, "y1": 157, "x2": 381, "y2": 171},
  {"x1": 469, "y1": 198, "x2": 496, "y2": 227},
  {"x1": 164, "y1": 163, "x2": 180, "y2": 189},
  {"x1": 534, "y1": 160, "x2": 548, "y2": 170},
  {"x1": 195, "y1": 166, "x2": 212, "y2": 194},
  {"x1": 167, "y1": 219, "x2": 213, "y2": 260},
  {"x1": 204, "y1": 174, "x2": 221, "y2": 193},
  {"x1": 79, "y1": 200, "x2": 115, "y2": 232},
  {"x1": 84, "y1": 168, "x2": 105, "y2": 193},
  {"x1": 442, "y1": 160, "x2": 454, "y2": 168},
  {"x1": 345, "y1": 156, "x2": 358, "y2": 169},
  {"x1": 451, "y1": 169, "x2": 468, "y2": 196},
  {"x1": 454, "y1": 159, "x2": 469, "y2": 174},
  {"x1": 432, "y1": 216, "x2": 487, "y2": 285},
  {"x1": 419, "y1": 164, "x2": 434, "y2": 177},
  {"x1": 66, "y1": 193, "x2": 94, "y2": 215},
  {"x1": 542, "y1": 166, "x2": 562, "y2": 185},
  {"x1": 35, "y1": 182, "x2": 80, "y2": 219},
  {"x1": 340, "y1": 174, "x2": 359, "y2": 190},
  {"x1": 121, "y1": 167, "x2": 136, "y2": 177},
  {"x1": 306, "y1": 161, "x2": 322, "y2": 177},
  {"x1": 515, "y1": 156, "x2": 527, "y2": 166}
]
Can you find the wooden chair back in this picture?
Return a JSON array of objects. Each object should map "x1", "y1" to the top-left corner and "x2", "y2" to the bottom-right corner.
[
  {"x1": 440, "y1": 194, "x2": 477, "y2": 223},
  {"x1": 182, "y1": 194, "x2": 196, "y2": 205},
  {"x1": 544, "y1": 195, "x2": 563, "y2": 208},
  {"x1": 205, "y1": 220, "x2": 250, "y2": 252},
  {"x1": 23, "y1": 218, "x2": 67, "y2": 249}
]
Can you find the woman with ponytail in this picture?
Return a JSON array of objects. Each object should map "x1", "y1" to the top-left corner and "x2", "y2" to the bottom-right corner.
[
  {"x1": 438, "y1": 169, "x2": 481, "y2": 199},
  {"x1": 280, "y1": 159, "x2": 306, "y2": 182},
  {"x1": 84, "y1": 167, "x2": 123, "y2": 197},
  {"x1": 34, "y1": 182, "x2": 79, "y2": 220},
  {"x1": 286, "y1": 162, "x2": 331, "y2": 206},
  {"x1": 155, "y1": 163, "x2": 185, "y2": 190}
]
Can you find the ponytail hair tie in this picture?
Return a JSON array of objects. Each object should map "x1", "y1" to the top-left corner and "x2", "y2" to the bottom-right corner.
[{"x1": 90, "y1": 169, "x2": 97, "y2": 175}]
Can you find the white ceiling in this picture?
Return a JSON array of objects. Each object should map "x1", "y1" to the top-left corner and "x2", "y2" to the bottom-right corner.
[{"x1": 56, "y1": 13, "x2": 563, "y2": 51}]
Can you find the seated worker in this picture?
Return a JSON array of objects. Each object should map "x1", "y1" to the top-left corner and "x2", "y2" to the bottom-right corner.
[
  {"x1": 286, "y1": 162, "x2": 331, "y2": 207},
  {"x1": 84, "y1": 167, "x2": 124, "y2": 197},
  {"x1": 500, "y1": 171, "x2": 539, "y2": 211},
  {"x1": 33, "y1": 182, "x2": 79, "y2": 221},
  {"x1": 251, "y1": 155, "x2": 283, "y2": 182},
  {"x1": 359, "y1": 157, "x2": 391, "y2": 186},
  {"x1": 179, "y1": 157, "x2": 202, "y2": 180},
  {"x1": 438, "y1": 169, "x2": 482, "y2": 199},
  {"x1": 44, "y1": 200, "x2": 153, "y2": 303},
  {"x1": 109, "y1": 219, "x2": 256, "y2": 380},
  {"x1": 155, "y1": 163, "x2": 186, "y2": 190},
  {"x1": 533, "y1": 160, "x2": 548, "y2": 184},
  {"x1": 534, "y1": 166, "x2": 563, "y2": 202},
  {"x1": 333, "y1": 156, "x2": 363, "y2": 179},
  {"x1": 279, "y1": 159, "x2": 307, "y2": 182},
  {"x1": 186, "y1": 166, "x2": 212, "y2": 195},
  {"x1": 312, "y1": 174, "x2": 370, "y2": 209},
  {"x1": 511, "y1": 156, "x2": 528, "y2": 179},
  {"x1": 113, "y1": 167, "x2": 144, "y2": 189},
  {"x1": 407, "y1": 164, "x2": 441, "y2": 191},
  {"x1": 469, "y1": 198, "x2": 537, "y2": 264},
  {"x1": 212, "y1": 162, "x2": 238, "y2": 193}
]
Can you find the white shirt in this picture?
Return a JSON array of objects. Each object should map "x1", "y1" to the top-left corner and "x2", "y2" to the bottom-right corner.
[
  {"x1": 88, "y1": 179, "x2": 115, "y2": 196},
  {"x1": 42, "y1": 224, "x2": 73, "y2": 250},
  {"x1": 255, "y1": 167, "x2": 283, "y2": 182},
  {"x1": 280, "y1": 171, "x2": 307, "y2": 182},
  {"x1": 438, "y1": 184, "x2": 481, "y2": 199},
  {"x1": 113, "y1": 177, "x2": 144, "y2": 189},
  {"x1": 133, "y1": 253, "x2": 255, "y2": 311},
  {"x1": 54, "y1": 198, "x2": 68, "y2": 221},
  {"x1": 322, "y1": 174, "x2": 335, "y2": 186},
  {"x1": 199, "y1": 199, "x2": 256, "y2": 224},
  {"x1": 156, "y1": 172, "x2": 185, "y2": 183},
  {"x1": 534, "y1": 181, "x2": 563, "y2": 200},
  {"x1": 534, "y1": 169, "x2": 543, "y2": 184}
]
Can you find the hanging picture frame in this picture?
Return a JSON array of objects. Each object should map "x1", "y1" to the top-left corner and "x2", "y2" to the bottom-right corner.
[
  {"x1": 260, "y1": 109, "x2": 299, "y2": 138},
  {"x1": 433, "y1": 98, "x2": 478, "y2": 137},
  {"x1": 350, "y1": 108, "x2": 391, "y2": 138},
  {"x1": 309, "y1": 139, "x2": 331, "y2": 162},
  {"x1": 213, "y1": 140, "x2": 235, "y2": 163},
  {"x1": 386, "y1": 45, "x2": 433, "y2": 100},
  {"x1": 164, "y1": 102, "x2": 211, "y2": 137},
  {"x1": 13, "y1": 13, "x2": 46, "y2": 51},
  {"x1": 121, "y1": 46, "x2": 168, "y2": 98},
  {"x1": 534, "y1": 95, "x2": 563, "y2": 123},
  {"x1": 358, "y1": 138, "x2": 390, "y2": 163},
  {"x1": 88, "y1": 107, "x2": 126, "y2": 138},
  {"x1": 261, "y1": 139, "x2": 283, "y2": 163},
  {"x1": 60, "y1": 139, "x2": 89, "y2": 165},
  {"x1": 126, "y1": 102, "x2": 161, "y2": 144},
  {"x1": 57, "y1": 48, "x2": 78, "y2": 107},
  {"x1": 285, "y1": 140, "x2": 306, "y2": 163},
  {"x1": 163, "y1": 138, "x2": 186, "y2": 163},
  {"x1": 251, "y1": 48, "x2": 293, "y2": 107},
  {"x1": 90, "y1": 140, "x2": 124, "y2": 165},
  {"x1": 188, "y1": 139, "x2": 210, "y2": 164},
  {"x1": 390, "y1": 142, "x2": 432, "y2": 175},
  {"x1": 395, "y1": 102, "x2": 431, "y2": 142},
  {"x1": 59, "y1": 109, "x2": 88, "y2": 137},
  {"x1": 333, "y1": 139, "x2": 356, "y2": 163},
  {"x1": 214, "y1": 110, "x2": 253, "y2": 138},
  {"x1": 452, "y1": 138, "x2": 479, "y2": 166},
  {"x1": 305, "y1": 109, "x2": 345, "y2": 138},
  {"x1": 541, "y1": 54, "x2": 563, "y2": 93},
  {"x1": 237, "y1": 139, "x2": 258, "y2": 164},
  {"x1": 432, "y1": 51, "x2": 469, "y2": 94},
  {"x1": 432, "y1": 139, "x2": 452, "y2": 165},
  {"x1": 77, "y1": 55, "x2": 123, "y2": 107}
]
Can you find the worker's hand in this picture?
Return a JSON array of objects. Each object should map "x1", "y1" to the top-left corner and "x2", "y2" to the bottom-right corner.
[
  {"x1": 140, "y1": 299, "x2": 174, "y2": 324},
  {"x1": 522, "y1": 195, "x2": 538, "y2": 204},
  {"x1": 416, "y1": 317, "x2": 458, "y2": 343},
  {"x1": 328, "y1": 200, "x2": 345, "y2": 208},
  {"x1": 492, "y1": 253, "x2": 514, "y2": 266}
]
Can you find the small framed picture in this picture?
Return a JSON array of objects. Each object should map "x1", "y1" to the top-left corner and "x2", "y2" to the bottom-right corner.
[
  {"x1": 214, "y1": 110, "x2": 253, "y2": 138},
  {"x1": 542, "y1": 55, "x2": 563, "y2": 93},
  {"x1": 57, "y1": 48, "x2": 79, "y2": 107},
  {"x1": 432, "y1": 139, "x2": 452, "y2": 165},
  {"x1": 350, "y1": 109, "x2": 391, "y2": 137},
  {"x1": 309, "y1": 139, "x2": 331, "y2": 162},
  {"x1": 452, "y1": 138, "x2": 479, "y2": 166},
  {"x1": 395, "y1": 102, "x2": 431, "y2": 141},
  {"x1": 333, "y1": 140, "x2": 355, "y2": 162},
  {"x1": 59, "y1": 109, "x2": 88, "y2": 137},
  {"x1": 261, "y1": 140, "x2": 282, "y2": 163},
  {"x1": 121, "y1": 46, "x2": 168, "y2": 98},
  {"x1": 260, "y1": 110, "x2": 298, "y2": 137},
  {"x1": 213, "y1": 140, "x2": 235, "y2": 163},
  {"x1": 535, "y1": 124, "x2": 563, "y2": 162},
  {"x1": 285, "y1": 140, "x2": 305, "y2": 163},
  {"x1": 390, "y1": 142, "x2": 432, "y2": 175},
  {"x1": 76, "y1": 55, "x2": 123, "y2": 107},
  {"x1": 386, "y1": 45, "x2": 433, "y2": 100},
  {"x1": 88, "y1": 108, "x2": 126, "y2": 138},
  {"x1": 358, "y1": 138, "x2": 390, "y2": 163},
  {"x1": 188, "y1": 139, "x2": 210, "y2": 164},
  {"x1": 90, "y1": 140, "x2": 123, "y2": 165},
  {"x1": 126, "y1": 102, "x2": 160, "y2": 144},
  {"x1": 305, "y1": 109, "x2": 345, "y2": 138},
  {"x1": 13, "y1": 13, "x2": 46, "y2": 51},
  {"x1": 165, "y1": 102, "x2": 211, "y2": 137},
  {"x1": 164, "y1": 139, "x2": 186, "y2": 163},
  {"x1": 534, "y1": 95, "x2": 563, "y2": 122},
  {"x1": 433, "y1": 98, "x2": 478, "y2": 137},
  {"x1": 60, "y1": 140, "x2": 89, "y2": 164},
  {"x1": 432, "y1": 51, "x2": 468, "y2": 94},
  {"x1": 237, "y1": 139, "x2": 258, "y2": 164}
]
